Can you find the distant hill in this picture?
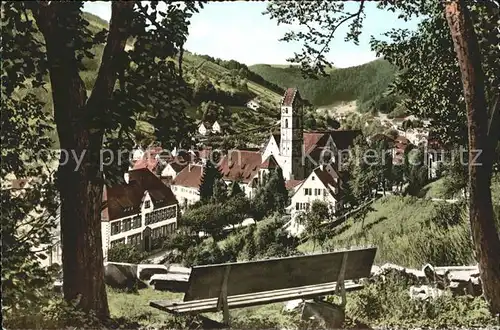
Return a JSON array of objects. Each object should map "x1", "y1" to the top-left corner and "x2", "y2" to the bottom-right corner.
[{"x1": 249, "y1": 59, "x2": 397, "y2": 107}]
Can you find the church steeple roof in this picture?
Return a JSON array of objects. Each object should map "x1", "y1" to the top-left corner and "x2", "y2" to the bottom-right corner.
[{"x1": 281, "y1": 88, "x2": 300, "y2": 107}]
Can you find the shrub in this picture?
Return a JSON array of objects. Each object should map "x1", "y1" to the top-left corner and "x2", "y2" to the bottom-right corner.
[
  {"x1": 345, "y1": 269, "x2": 497, "y2": 328},
  {"x1": 107, "y1": 243, "x2": 148, "y2": 264}
]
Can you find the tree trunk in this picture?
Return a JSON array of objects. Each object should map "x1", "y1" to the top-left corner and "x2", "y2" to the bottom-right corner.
[
  {"x1": 32, "y1": 2, "x2": 135, "y2": 319},
  {"x1": 445, "y1": 0, "x2": 500, "y2": 314}
]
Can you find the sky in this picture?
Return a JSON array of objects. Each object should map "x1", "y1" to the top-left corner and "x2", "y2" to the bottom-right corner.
[{"x1": 83, "y1": 1, "x2": 421, "y2": 68}]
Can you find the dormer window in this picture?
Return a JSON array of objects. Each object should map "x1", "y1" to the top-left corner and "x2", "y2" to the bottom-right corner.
[{"x1": 145, "y1": 201, "x2": 151, "y2": 209}]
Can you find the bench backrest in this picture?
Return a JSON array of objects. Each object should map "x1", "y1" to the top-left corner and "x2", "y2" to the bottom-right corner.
[{"x1": 183, "y1": 247, "x2": 376, "y2": 301}]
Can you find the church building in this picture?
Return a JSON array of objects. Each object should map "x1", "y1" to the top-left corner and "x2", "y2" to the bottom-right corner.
[{"x1": 262, "y1": 88, "x2": 362, "y2": 181}]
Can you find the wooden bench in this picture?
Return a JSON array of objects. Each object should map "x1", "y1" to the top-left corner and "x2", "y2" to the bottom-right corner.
[{"x1": 150, "y1": 247, "x2": 377, "y2": 326}]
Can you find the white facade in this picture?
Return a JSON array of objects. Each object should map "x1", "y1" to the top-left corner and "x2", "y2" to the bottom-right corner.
[
  {"x1": 198, "y1": 123, "x2": 209, "y2": 136},
  {"x1": 171, "y1": 185, "x2": 200, "y2": 208},
  {"x1": 246, "y1": 99, "x2": 260, "y2": 110},
  {"x1": 102, "y1": 191, "x2": 178, "y2": 260},
  {"x1": 262, "y1": 136, "x2": 280, "y2": 165},
  {"x1": 287, "y1": 164, "x2": 341, "y2": 236},
  {"x1": 161, "y1": 163, "x2": 180, "y2": 179},
  {"x1": 212, "y1": 121, "x2": 222, "y2": 134},
  {"x1": 198, "y1": 121, "x2": 222, "y2": 136},
  {"x1": 132, "y1": 147, "x2": 145, "y2": 162}
]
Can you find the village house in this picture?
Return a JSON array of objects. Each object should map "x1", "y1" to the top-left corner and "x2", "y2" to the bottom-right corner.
[
  {"x1": 198, "y1": 120, "x2": 222, "y2": 136},
  {"x1": 286, "y1": 163, "x2": 343, "y2": 236},
  {"x1": 218, "y1": 150, "x2": 280, "y2": 199},
  {"x1": 101, "y1": 168, "x2": 178, "y2": 260},
  {"x1": 170, "y1": 164, "x2": 204, "y2": 208},
  {"x1": 246, "y1": 98, "x2": 261, "y2": 110}
]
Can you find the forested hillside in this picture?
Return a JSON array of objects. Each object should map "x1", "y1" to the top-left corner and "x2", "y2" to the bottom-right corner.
[{"x1": 250, "y1": 59, "x2": 398, "y2": 109}]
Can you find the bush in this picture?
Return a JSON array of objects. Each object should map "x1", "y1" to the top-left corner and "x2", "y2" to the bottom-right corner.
[
  {"x1": 345, "y1": 269, "x2": 497, "y2": 328},
  {"x1": 107, "y1": 243, "x2": 148, "y2": 264}
]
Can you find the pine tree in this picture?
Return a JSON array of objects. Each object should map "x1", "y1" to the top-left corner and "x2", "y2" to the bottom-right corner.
[
  {"x1": 212, "y1": 179, "x2": 228, "y2": 202},
  {"x1": 199, "y1": 160, "x2": 223, "y2": 202},
  {"x1": 229, "y1": 180, "x2": 244, "y2": 197}
]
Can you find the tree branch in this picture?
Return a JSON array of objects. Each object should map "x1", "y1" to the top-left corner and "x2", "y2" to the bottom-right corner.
[
  {"x1": 315, "y1": 0, "x2": 366, "y2": 63},
  {"x1": 86, "y1": 1, "x2": 136, "y2": 115}
]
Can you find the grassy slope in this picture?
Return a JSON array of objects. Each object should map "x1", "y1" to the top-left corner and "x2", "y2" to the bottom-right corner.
[
  {"x1": 249, "y1": 59, "x2": 397, "y2": 107},
  {"x1": 299, "y1": 176, "x2": 500, "y2": 268},
  {"x1": 182, "y1": 52, "x2": 282, "y2": 106},
  {"x1": 182, "y1": 52, "x2": 281, "y2": 139}
]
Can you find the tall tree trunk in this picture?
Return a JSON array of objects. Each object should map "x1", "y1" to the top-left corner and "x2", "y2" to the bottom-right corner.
[
  {"x1": 33, "y1": 2, "x2": 135, "y2": 319},
  {"x1": 445, "y1": 0, "x2": 500, "y2": 314}
]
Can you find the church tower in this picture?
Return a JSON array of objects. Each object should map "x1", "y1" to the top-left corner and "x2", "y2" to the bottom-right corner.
[{"x1": 279, "y1": 88, "x2": 304, "y2": 181}]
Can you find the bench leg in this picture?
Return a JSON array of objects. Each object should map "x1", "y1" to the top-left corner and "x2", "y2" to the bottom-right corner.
[
  {"x1": 217, "y1": 265, "x2": 232, "y2": 327},
  {"x1": 336, "y1": 252, "x2": 348, "y2": 308}
]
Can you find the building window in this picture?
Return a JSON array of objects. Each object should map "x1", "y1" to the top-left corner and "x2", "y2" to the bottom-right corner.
[
  {"x1": 296, "y1": 202, "x2": 300, "y2": 210},
  {"x1": 285, "y1": 119, "x2": 288, "y2": 128},
  {"x1": 111, "y1": 221, "x2": 121, "y2": 235},
  {"x1": 304, "y1": 188, "x2": 312, "y2": 195},
  {"x1": 145, "y1": 213, "x2": 152, "y2": 225},
  {"x1": 145, "y1": 201, "x2": 151, "y2": 209},
  {"x1": 132, "y1": 215, "x2": 141, "y2": 229},
  {"x1": 122, "y1": 218, "x2": 132, "y2": 232},
  {"x1": 128, "y1": 233, "x2": 141, "y2": 246},
  {"x1": 315, "y1": 188, "x2": 321, "y2": 196}
]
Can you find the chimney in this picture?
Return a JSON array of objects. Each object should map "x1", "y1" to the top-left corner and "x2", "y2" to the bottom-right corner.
[
  {"x1": 124, "y1": 173, "x2": 129, "y2": 184},
  {"x1": 319, "y1": 164, "x2": 324, "y2": 171},
  {"x1": 188, "y1": 164, "x2": 192, "y2": 172}
]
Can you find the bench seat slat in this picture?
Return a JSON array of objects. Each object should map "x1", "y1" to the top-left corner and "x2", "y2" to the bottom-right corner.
[{"x1": 150, "y1": 281, "x2": 363, "y2": 314}]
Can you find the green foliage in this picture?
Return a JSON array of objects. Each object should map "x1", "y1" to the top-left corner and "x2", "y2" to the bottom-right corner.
[
  {"x1": 302, "y1": 196, "x2": 475, "y2": 268},
  {"x1": 297, "y1": 200, "x2": 331, "y2": 251},
  {"x1": 346, "y1": 270, "x2": 497, "y2": 328},
  {"x1": 2, "y1": 4, "x2": 60, "y2": 320},
  {"x1": 107, "y1": 243, "x2": 148, "y2": 264},
  {"x1": 183, "y1": 239, "x2": 235, "y2": 267},
  {"x1": 197, "y1": 100, "x2": 231, "y2": 125},
  {"x1": 198, "y1": 158, "x2": 223, "y2": 201},
  {"x1": 252, "y1": 168, "x2": 289, "y2": 220},
  {"x1": 249, "y1": 59, "x2": 397, "y2": 107},
  {"x1": 371, "y1": 1, "x2": 499, "y2": 146},
  {"x1": 182, "y1": 195, "x2": 250, "y2": 241},
  {"x1": 229, "y1": 180, "x2": 244, "y2": 198}
]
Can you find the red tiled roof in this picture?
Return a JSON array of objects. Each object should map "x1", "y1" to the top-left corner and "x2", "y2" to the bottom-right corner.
[
  {"x1": 260, "y1": 154, "x2": 278, "y2": 169},
  {"x1": 133, "y1": 147, "x2": 164, "y2": 172},
  {"x1": 304, "y1": 132, "x2": 325, "y2": 154},
  {"x1": 303, "y1": 130, "x2": 362, "y2": 156},
  {"x1": 313, "y1": 165, "x2": 342, "y2": 198},
  {"x1": 171, "y1": 164, "x2": 203, "y2": 189},
  {"x1": 102, "y1": 168, "x2": 177, "y2": 221},
  {"x1": 219, "y1": 150, "x2": 263, "y2": 184},
  {"x1": 282, "y1": 88, "x2": 299, "y2": 107},
  {"x1": 285, "y1": 179, "x2": 304, "y2": 190}
]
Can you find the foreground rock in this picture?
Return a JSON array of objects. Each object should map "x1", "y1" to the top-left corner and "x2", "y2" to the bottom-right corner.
[{"x1": 371, "y1": 263, "x2": 482, "y2": 299}]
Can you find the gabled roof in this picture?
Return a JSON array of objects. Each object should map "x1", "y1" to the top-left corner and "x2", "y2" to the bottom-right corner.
[
  {"x1": 286, "y1": 179, "x2": 304, "y2": 190},
  {"x1": 219, "y1": 150, "x2": 263, "y2": 184},
  {"x1": 102, "y1": 168, "x2": 177, "y2": 221},
  {"x1": 132, "y1": 147, "x2": 163, "y2": 172},
  {"x1": 303, "y1": 130, "x2": 362, "y2": 157},
  {"x1": 168, "y1": 161, "x2": 187, "y2": 173},
  {"x1": 313, "y1": 165, "x2": 342, "y2": 198},
  {"x1": 272, "y1": 133, "x2": 281, "y2": 146},
  {"x1": 260, "y1": 155, "x2": 279, "y2": 169},
  {"x1": 282, "y1": 88, "x2": 300, "y2": 107},
  {"x1": 171, "y1": 164, "x2": 203, "y2": 189}
]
